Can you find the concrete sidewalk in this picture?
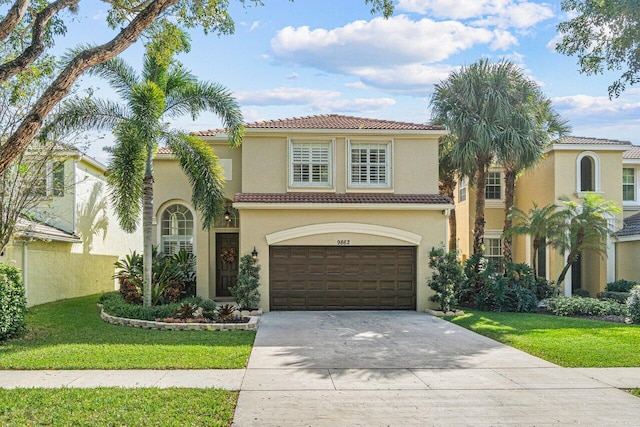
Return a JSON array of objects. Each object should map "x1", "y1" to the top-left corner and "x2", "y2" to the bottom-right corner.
[{"x1": 1, "y1": 367, "x2": 640, "y2": 390}]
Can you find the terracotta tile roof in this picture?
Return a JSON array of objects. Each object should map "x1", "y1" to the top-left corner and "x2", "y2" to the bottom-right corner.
[
  {"x1": 156, "y1": 146, "x2": 173, "y2": 155},
  {"x1": 617, "y1": 212, "x2": 640, "y2": 237},
  {"x1": 623, "y1": 145, "x2": 640, "y2": 159},
  {"x1": 15, "y1": 217, "x2": 81, "y2": 242},
  {"x1": 555, "y1": 136, "x2": 632, "y2": 146},
  {"x1": 194, "y1": 114, "x2": 445, "y2": 136},
  {"x1": 234, "y1": 193, "x2": 452, "y2": 204}
]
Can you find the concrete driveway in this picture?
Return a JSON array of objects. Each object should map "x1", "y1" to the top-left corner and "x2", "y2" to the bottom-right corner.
[{"x1": 234, "y1": 311, "x2": 640, "y2": 426}]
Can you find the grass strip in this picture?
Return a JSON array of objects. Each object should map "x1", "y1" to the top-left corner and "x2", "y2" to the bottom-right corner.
[
  {"x1": 450, "y1": 310, "x2": 640, "y2": 367},
  {"x1": 0, "y1": 388, "x2": 236, "y2": 426},
  {"x1": 0, "y1": 295, "x2": 255, "y2": 369}
]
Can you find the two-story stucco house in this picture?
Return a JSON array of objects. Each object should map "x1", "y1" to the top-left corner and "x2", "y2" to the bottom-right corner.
[
  {"x1": 455, "y1": 136, "x2": 640, "y2": 296},
  {"x1": 153, "y1": 114, "x2": 453, "y2": 312},
  {"x1": 0, "y1": 148, "x2": 142, "y2": 306}
]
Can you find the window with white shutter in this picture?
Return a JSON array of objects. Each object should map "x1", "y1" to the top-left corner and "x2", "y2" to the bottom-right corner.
[
  {"x1": 289, "y1": 140, "x2": 333, "y2": 187},
  {"x1": 348, "y1": 140, "x2": 392, "y2": 188}
]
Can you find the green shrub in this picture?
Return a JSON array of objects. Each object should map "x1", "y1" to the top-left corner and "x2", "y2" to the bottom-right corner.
[
  {"x1": 572, "y1": 288, "x2": 590, "y2": 298},
  {"x1": 98, "y1": 291, "x2": 121, "y2": 304},
  {"x1": 482, "y1": 262, "x2": 538, "y2": 313},
  {"x1": 596, "y1": 291, "x2": 630, "y2": 304},
  {"x1": 457, "y1": 254, "x2": 489, "y2": 306},
  {"x1": 627, "y1": 287, "x2": 640, "y2": 323},
  {"x1": 535, "y1": 277, "x2": 557, "y2": 301},
  {"x1": 101, "y1": 293, "x2": 180, "y2": 321},
  {"x1": 174, "y1": 302, "x2": 198, "y2": 319},
  {"x1": 606, "y1": 279, "x2": 639, "y2": 293},
  {"x1": 199, "y1": 298, "x2": 217, "y2": 311},
  {"x1": 230, "y1": 254, "x2": 261, "y2": 310},
  {"x1": 427, "y1": 247, "x2": 464, "y2": 312},
  {"x1": 547, "y1": 296, "x2": 628, "y2": 317},
  {"x1": 0, "y1": 263, "x2": 26, "y2": 341}
]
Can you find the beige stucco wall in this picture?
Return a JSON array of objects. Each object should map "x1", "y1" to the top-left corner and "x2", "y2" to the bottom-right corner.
[
  {"x1": 1, "y1": 240, "x2": 118, "y2": 307},
  {"x1": 616, "y1": 240, "x2": 640, "y2": 283},
  {"x1": 240, "y1": 133, "x2": 440, "y2": 194},
  {"x1": 237, "y1": 208, "x2": 449, "y2": 312}
]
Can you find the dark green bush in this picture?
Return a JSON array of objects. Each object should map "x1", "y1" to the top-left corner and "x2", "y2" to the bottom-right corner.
[
  {"x1": 457, "y1": 254, "x2": 489, "y2": 306},
  {"x1": 547, "y1": 296, "x2": 628, "y2": 317},
  {"x1": 199, "y1": 298, "x2": 217, "y2": 311},
  {"x1": 535, "y1": 277, "x2": 557, "y2": 301},
  {"x1": 572, "y1": 288, "x2": 590, "y2": 298},
  {"x1": 606, "y1": 279, "x2": 639, "y2": 293},
  {"x1": 101, "y1": 293, "x2": 180, "y2": 321},
  {"x1": 427, "y1": 247, "x2": 465, "y2": 312},
  {"x1": 230, "y1": 254, "x2": 261, "y2": 310},
  {"x1": 596, "y1": 291, "x2": 630, "y2": 304},
  {"x1": 0, "y1": 263, "x2": 26, "y2": 341}
]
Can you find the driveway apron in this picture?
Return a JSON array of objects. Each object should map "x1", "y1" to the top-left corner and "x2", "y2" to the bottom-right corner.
[{"x1": 234, "y1": 311, "x2": 640, "y2": 426}]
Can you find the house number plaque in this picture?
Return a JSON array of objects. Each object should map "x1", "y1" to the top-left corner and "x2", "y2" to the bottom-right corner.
[{"x1": 337, "y1": 240, "x2": 351, "y2": 245}]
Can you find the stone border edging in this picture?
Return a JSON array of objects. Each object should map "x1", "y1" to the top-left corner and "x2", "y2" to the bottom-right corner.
[
  {"x1": 425, "y1": 308, "x2": 465, "y2": 317},
  {"x1": 100, "y1": 309, "x2": 259, "y2": 331}
]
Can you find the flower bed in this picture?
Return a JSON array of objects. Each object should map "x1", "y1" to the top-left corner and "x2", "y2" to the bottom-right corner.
[{"x1": 100, "y1": 309, "x2": 259, "y2": 331}]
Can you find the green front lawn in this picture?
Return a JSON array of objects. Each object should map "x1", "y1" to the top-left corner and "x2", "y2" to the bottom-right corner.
[
  {"x1": 0, "y1": 295, "x2": 255, "y2": 369},
  {"x1": 0, "y1": 388, "x2": 236, "y2": 426},
  {"x1": 450, "y1": 311, "x2": 640, "y2": 367}
]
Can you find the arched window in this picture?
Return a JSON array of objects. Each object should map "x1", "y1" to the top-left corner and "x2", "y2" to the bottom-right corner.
[
  {"x1": 576, "y1": 152, "x2": 600, "y2": 193},
  {"x1": 161, "y1": 204, "x2": 194, "y2": 255},
  {"x1": 214, "y1": 201, "x2": 239, "y2": 228}
]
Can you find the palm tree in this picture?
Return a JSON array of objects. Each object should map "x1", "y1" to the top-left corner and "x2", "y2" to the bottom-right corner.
[
  {"x1": 505, "y1": 203, "x2": 565, "y2": 277},
  {"x1": 553, "y1": 194, "x2": 620, "y2": 289},
  {"x1": 437, "y1": 134, "x2": 459, "y2": 252},
  {"x1": 497, "y1": 87, "x2": 570, "y2": 263},
  {"x1": 52, "y1": 47, "x2": 244, "y2": 306},
  {"x1": 431, "y1": 59, "x2": 528, "y2": 257}
]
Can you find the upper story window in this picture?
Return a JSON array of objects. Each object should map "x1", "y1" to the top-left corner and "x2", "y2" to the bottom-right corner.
[
  {"x1": 623, "y1": 167, "x2": 636, "y2": 202},
  {"x1": 34, "y1": 160, "x2": 65, "y2": 197},
  {"x1": 348, "y1": 140, "x2": 392, "y2": 188},
  {"x1": 459, "y1": 177, "x2": 467, "y2": 202},
  {"x1": 485, "y1": 171, "x2": 502, "y2": 200},
  {"x1": 161, "y1": 204, "x2": 194, "y2": 255},
  {"x1": 289, "y1": 140, "x2": 333, "y2": 188},
  {"x1": 576, "y1": 151, "x2": 600, "y2": 193}
]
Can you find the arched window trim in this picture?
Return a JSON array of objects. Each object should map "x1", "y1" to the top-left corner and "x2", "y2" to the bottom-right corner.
[
  {"x1": 157, "y1": 201, "x2": 196, "y2": 256},
  {"x1": 575, "y1": 151, "x2": 601, "y2": 194}
]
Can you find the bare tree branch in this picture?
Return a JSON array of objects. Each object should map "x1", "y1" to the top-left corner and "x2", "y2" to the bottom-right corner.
[
  {"x1": 0, "y1": 0, "x2": 80, "y2": 82},
  {"x1": 0, "y1": 0, "x2": 180, "y2": 174},
  {"x1": 0, "y1": 0, "x2": 30, "y2": 41}
]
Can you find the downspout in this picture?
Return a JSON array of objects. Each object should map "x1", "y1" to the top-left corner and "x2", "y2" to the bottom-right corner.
[{"x1": 73, "y1": 158, "x2": 79, "y2": 233}]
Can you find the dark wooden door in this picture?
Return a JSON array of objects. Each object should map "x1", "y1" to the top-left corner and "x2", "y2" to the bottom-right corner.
[
  {"x1": 216, "y1": 233, "x2": 239, "y2": 297},
  {"x1": 270, "y1": 246, "x2": 416, "y2": 310},
  {"x1": 571, "y1": 252, "x2": 582, "y2": 293}
]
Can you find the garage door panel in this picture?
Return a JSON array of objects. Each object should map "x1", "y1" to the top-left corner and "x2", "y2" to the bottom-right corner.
[{"x1": 270, "y1": 246, "x2": 416, "y2": 310}]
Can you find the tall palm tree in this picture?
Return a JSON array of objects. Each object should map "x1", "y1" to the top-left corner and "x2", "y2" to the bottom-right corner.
[
  {"x1": 431, "y1": 59, "x2": 527, "y2": 257},
  {"x1": 505, "y1": 203, "x2": 565, "y2": 277},
  {"x1": 437, "y1": 134, "x2": 460, "y2": 252},
  {"x1": 52, "y1": 49, "x2": 244, "y2": 306},
  {"x1": 553, "y1": 194, "x2": 620, "y2": 290},
  {"x1": 497, "y1": 84, "x2": 570, "y2": 263}
]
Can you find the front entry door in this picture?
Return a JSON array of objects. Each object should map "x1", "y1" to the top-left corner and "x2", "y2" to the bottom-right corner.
[
  {"x1": 216, "y1": 233, "x2": 239, "y2": 297},
  {"x1": 571, "y1": 252, "x2": 582, "y2": 293}
]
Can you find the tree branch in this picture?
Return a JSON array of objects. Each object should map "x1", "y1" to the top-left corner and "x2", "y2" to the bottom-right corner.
[
  {"x1": 0, "y1": 0, "x2": 180, "y2": 174},
  {"x1": 0, "y1": 0, "x2": 29, "y2": 42},
  {"x1": 0, "y1": 0, "x2": 80, "y2": 82}
]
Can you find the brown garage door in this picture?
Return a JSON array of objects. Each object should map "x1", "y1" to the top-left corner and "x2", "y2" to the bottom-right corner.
[{"x1": 270, "y1": 246, "x2": 416, "y2": 310}]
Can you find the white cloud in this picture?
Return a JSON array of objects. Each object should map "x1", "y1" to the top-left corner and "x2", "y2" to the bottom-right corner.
[
  {"x1": 236, "y1": 87, "x2": 342, "y2": 106},
  {"x1": 397, "y1": 0, "x2": 554, "y2": 29},
  {"x1": 286, "y1": 72, "x2": 300, "y2": 80},
  {"x1": 345, "y1": 81, "x2": 368, "y2": 89},
  {"x1": 552, "y1": 94, "x2": 640, "y2": 114},
  {"x1": 545, "y1": 33, "x2": 563, "y2": 52},
  {"x1": 490, "y1": 30, "x2": 519, "y2": 50},
  {"x1": 250, "y1": 21, "x2": 260, "y2": 31},
  {"x1": 271, "y1": 15, "x2": 499, "y2": 71},
  {"x1": 92, "y1": 10, "x2": 107, "y2": 20},
  {"x1": 354, "y1": 63, "x2": 457, "y2": 94}
]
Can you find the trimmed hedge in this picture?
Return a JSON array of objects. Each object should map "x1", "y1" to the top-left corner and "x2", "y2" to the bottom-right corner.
[
  {"x1": 546, "y1": 296, "x2": 628, "y2": 317},
  {"x1": 596, "y1": 291, "x2": 630, "y2": 304},
  {"x1": 100, "y1": 292, "x2": 182, "y2": 321},
  {"x1": 606, "y1": 280, "x2": 639, "y2": 293},
  {"x1": 0, "y1": 263, "x2": 26, "y2": 341}
]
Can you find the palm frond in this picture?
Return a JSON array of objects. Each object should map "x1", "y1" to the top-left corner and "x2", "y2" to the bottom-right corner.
[
  {"x1": 164, "y1": 132, "x2": 226, "y2": 230},
  {"x1": 107, "y1": 122, "x2": 147, "y2": 233},
  {"x1": 43, "y1": 97, "x2": 129, "y2": 138},
  {"x1": 89, "y1": 56, "x2": 139, "y2": 99}
]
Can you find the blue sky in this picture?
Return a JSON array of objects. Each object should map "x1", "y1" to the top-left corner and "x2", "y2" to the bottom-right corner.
[{"x1": 58, "y1": 1, "x2": 640, "y2": 162}]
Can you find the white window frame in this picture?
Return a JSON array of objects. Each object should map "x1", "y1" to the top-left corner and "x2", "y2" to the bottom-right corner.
[
  {"x1": 288, "y1": 138, "x2": 334, "y2": 190},
  {"x1": 623, "y1": 167, "x2": 636, "y2": 203},
  {"x1": 575, "y1": 151, "x2": 601, "y2": 196},
  {"x1": 485, "y1": 171, "x2": 502, "y2": 200},
  {"x1": 484, "y1": 170, "x2": 505, "y2": 208},
  {"x1": 159, "y1": 203, "x2": 195, "y2": 256},
  {"x1": 484, "y1": 231, "x2": 503, "y2": 273},
  {"x1": 458, "y1": 177, "x2": 467, "y2": 203},
  {"x1": 347, "y1": 139, "x2": 393, "y2": 190}
]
